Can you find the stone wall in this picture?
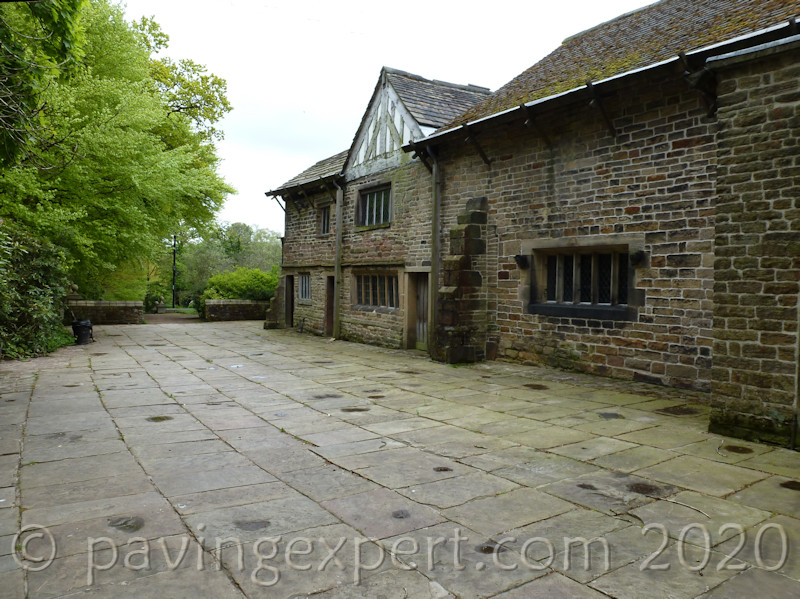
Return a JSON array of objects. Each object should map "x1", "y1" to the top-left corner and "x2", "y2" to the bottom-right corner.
[
  {"x1": 65, "y1": 301, "x2": 143, "y2": 325},
  {"x1": 709, "y1": 42, "x2": 800, "y2": 446},
  {"x1": 281, "y1": 158, "x2": 433, "y2": 347},
  {"x1": 289, "y1": 269, "x2": 334, "y2": 335},
  {"x1": 436, "y1": 197, "x2": 489, "y2": 362},
  {"x1": 282, "y1": 188, "x2": 337, "y2": 269},
  {"x1": 437, "y1": 69, "x2": 716, "y2": 391},
  {"x1": 204, "y1": 300, "x2": 268, "y2": 322}
]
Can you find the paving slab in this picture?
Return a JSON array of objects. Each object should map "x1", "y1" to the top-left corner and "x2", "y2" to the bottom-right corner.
[
  {"x1": 442, "y1": 488, "x2": 575, "y2": 537},
  {"x1": 184, "y1": 496, "x2": 340, "y2": 548},
  {"x1": 279, "y1": 464, "x2": 380, "y2": 501},
  {"x1": 2, "y1": 322, "x2": 799, "y2": 598},
  {"x1": 542, "y1": 471, "x2": 678, "y2": 515},
  {"x1": 20, "y1": 453, "x2": 143, "y2": 490},
  {"x1": 491, "y1": 453, "x2": 602, "y2": 488},
  {"x1": 728, "y1": 475, "x2": 800, "y2": 518},
  {"x1": 21, "y1": 474, "x2": 153, "y2": 510},
  {"x1": 714, "y1": 514, "x2": 800, "y2": 581},
  {"x1": 697, "y1": 567, "x2": 800, "y2": 599},
  {"x1": 589, "y1": 444, "x2": 674, "y2": 472},
  {"x1": 635, "y1": 455, "x2": 769, "y2": 497},
  {"x1": 631, "y1": 491, "x2": 772, "y2": 546},
  {"x1": 588, "y1": 544, "x2": 741, "y2": 599},
  {"x1": 321, "y1": 488, "x2": 445, "y2": 539},
  {"x1": 171, "y1": 482, "x2": 298, "y2": 515},
  {"x1": 495, "y1": 572, "x2": 611, "y2": 598},
  {"x1": 398, "y1": 472, "x2": 520, "y2": 509},
  {"x1": 381, "y1": 522, "x2": 550, "y2": 599}
]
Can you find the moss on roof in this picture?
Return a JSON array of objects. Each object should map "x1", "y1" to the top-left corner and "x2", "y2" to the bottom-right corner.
[
  {"x1": 446, "y1": 0, "x2": 799, "y2": 130},
  {"x1": 272, "y1": 150, "x2": 348, "y2": 193}
]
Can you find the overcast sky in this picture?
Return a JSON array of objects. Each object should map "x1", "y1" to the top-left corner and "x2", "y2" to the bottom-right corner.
[{"x1": 120, "y1": 0, "x2": 655, "y2": 234}]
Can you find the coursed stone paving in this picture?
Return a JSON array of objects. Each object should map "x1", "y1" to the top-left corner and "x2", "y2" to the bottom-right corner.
[{"x1": 0, "y1": 322, "x2": 799, "y2": 598}]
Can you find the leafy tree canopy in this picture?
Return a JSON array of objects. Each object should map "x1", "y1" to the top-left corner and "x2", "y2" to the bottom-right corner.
[
  {"x1": 159, "y1": 222, "x2": 282, "y2": 307},
  {"x1": 0, "y1": 0, "x2": 87, "y2": 166},
  {"x1": 0, "y1": 0, "x2": 234, "y2": 297}
]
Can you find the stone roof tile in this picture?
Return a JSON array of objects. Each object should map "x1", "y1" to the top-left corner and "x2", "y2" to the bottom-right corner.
[
  {"x1": 273, "y1": 149, "x2": 348, "y2": 192},
  {"x1": 446, "y1": 0, "x2": 799, "y2": 130},
  {"x1": 384, "y1": 68, "x2": 491, "y2": 129}
]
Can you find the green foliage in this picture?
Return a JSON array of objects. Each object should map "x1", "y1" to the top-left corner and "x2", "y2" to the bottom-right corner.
[
  {"x1": 101, "y1": 261, "x2": 150, "y2": 300},
  {"x1": 0, "y1": 0, "x2": 86, "y2": 166},
  {"x1": 198, "y1": 266, "x2": 280, "y2": 317},
  {"x1": 133, "y1": 17, "x2": 230, "y2": 141},
  {"x1": 144, "y1": 280, "x2": 169, "y2": 313},
  {"x1": 206, "y1": 266, "x2": 280, "y2": 300},
  {"x1": 169, "y1": 223, "x2": 282, "y2": 308},
  {"x1": 0, "y1": 222, "x2": 73, "y2": 359},
  {"x1": 0, "y1": 0, "x2": 234, "y2": 298}
]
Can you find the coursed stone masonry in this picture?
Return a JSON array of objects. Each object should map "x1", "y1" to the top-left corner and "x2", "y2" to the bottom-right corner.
[
  {"x1": 708, "y1": 41, "x2": 800, "y2": 446},
  {"x1": 436, "y1": 71, "x2": 716, "y2": 392}
]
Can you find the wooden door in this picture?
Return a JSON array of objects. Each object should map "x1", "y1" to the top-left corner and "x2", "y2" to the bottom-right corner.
[
  {"x1": 285, "y1": 275, "x2": 294, "y2": 327},
  {"x1": 325, "y1": 276, "x2": 334, "y2": 336},
  {"x1": 415, "y1": 274, "x2": 428, "y2": 351}
]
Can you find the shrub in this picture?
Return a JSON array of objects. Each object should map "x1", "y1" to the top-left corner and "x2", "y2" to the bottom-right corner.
[
  {"x1": 0, "y1": 222, "x2": 74, "y2": 359},
  {"x1": 144, "y1": 280, "x2": 170, "y2": 313},
  {"x1": 198, "y1": 266, "x2": 279, "y2": 317}
]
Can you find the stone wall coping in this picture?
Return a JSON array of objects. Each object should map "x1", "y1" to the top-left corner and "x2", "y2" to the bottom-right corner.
[
  {"x1": 205, "y1": 299, "x2": 269, "y2": 305},
  {"x1": 67, "y1": 300, "x2": 143, "y2": 306}
]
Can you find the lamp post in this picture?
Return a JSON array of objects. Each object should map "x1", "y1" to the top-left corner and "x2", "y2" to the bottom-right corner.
[{"x1": 172, "y1": 234, "x2": 177, "y2": 308}]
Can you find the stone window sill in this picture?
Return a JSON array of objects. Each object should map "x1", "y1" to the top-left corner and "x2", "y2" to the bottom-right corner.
[
  {"x1": 352, "y1": 304, "x2": 398, "y2": 314},
  {"x1": 355, "y1": 223, "x2": 391, "y2": 232},
  {"x1": 528, "y1": 302, "x2": 636, "y2": 321}
]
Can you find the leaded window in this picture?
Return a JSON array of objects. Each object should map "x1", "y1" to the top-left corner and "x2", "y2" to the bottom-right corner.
[{"x1": 357, "y1": 186, "x2": 391, "y2": 227}]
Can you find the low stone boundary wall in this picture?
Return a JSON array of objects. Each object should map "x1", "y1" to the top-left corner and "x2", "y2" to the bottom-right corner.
[
  {"x1": 65, "y1": 301, "x2": 144, "y2": 325},
  {"x1": 205, "y1": 299, "x2": 268, "y2": 321}
]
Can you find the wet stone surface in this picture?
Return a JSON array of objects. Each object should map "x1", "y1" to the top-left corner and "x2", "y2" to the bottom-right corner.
[{"x1": 0, "y1": 323, "x2": 798, "y2": 598}]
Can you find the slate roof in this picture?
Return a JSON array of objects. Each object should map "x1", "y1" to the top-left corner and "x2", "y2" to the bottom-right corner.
[
  {"x1": 270, "y1": 149, "x2": 348, "y2": 194},
  {"x1": 271, "y1": 68, "x2": 491, "y2": 194},
  {"x1": 446, "y1": 0, "x2": 800, "y2": 130},
  {"x1": 384, "y1": 67, "x2": 491, "y2": 129}
]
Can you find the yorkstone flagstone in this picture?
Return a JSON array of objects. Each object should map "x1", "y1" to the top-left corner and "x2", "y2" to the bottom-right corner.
[
  {"x1": 321, "y1": 488, "x2": 445, "y2": 539},
  {"x1": 170, "y1": 482, "x2": 297, "y2": 515},
  {"x1": 635, "y1": 455, "x2": 769, "y2": 497},
  {"x1": 589, "y1": 544, "x2": 740, "y2": 599},
  {"x1": 1, "y1": 322, "x2": 799, "y2": 598},
  {"x1": 589, "y1": 445, "x2": 673, "y2": 473},
  {"x1": 630, "y1": 491, "x2": 772, "y2": 547},
  {"x1": 494, "y1": 572, "x2": 610, "y2": 598},
  {"x1": 380, "y1": 522, "x2": 550, "y2": 599},
  {"x1": 542, "y1": 471, "x2": 678, "y2": 515},
  {"x1": 490, "y1": 453, "x2": 602, "y2": 487},
  {"x1": 728, "y1": 476, "x2": 800, "y2": 518},
  {"x1": 442, "y1": 488, "x2": 575, "y2": 537},
  {"x1": 397, "y1": 472, "x2": 519, "y2": 509},
  {"x1": 697, "y1": 567, "x2": 800, "y2": 599},
  {"x1": 715, "y1": 515, "x2": 800, "y2": 582}
]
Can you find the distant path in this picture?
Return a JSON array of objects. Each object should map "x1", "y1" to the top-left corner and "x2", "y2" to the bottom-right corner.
[{"x1": 143, "y1": 312, "x2": 202, "y2": 324}]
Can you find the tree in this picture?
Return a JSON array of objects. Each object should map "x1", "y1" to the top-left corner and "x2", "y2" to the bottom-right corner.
[
  {"x1": 165, "y1": 222, "x2": 282, "y2": 307},
  {"x1": 0, "y1": 0, "x2": 234, "y2": 297},
  {"x1": 0, "y1": 0, "x2": 86, "y2": 167},
  {"x1": 0, "y1": 220, "x2": 73, "y2": 358}
]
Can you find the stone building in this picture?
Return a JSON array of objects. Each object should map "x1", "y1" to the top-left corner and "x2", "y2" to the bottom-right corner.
[
  {"x1": 268, "y1": 0, "x2": 800, "y2": 448},
  {"x1": 266, "y1": 67, "x2": 490, "y2": 349}
]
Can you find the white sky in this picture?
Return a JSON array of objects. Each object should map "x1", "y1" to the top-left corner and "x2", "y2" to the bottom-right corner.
[{"x1": 120, "y1": 0, "x2": 655, "y2": 234}]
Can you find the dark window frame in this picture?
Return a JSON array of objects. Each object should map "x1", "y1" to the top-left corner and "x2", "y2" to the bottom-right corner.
[
  {"x1": 298, "y1": 273, "x2": 311, "y2": 301},
  {"x1": 354, "y1": 272, "x2": 399, "y2": 309},
  {"x1": 356, "y1": 185, "x2": 391, "y2": 228},
  {"x1": 319, "y1": 205, "x2": 331, "y2": 235},
  {"x1": 529, "y1": 247, "x2": 635, "y2": 321}
]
